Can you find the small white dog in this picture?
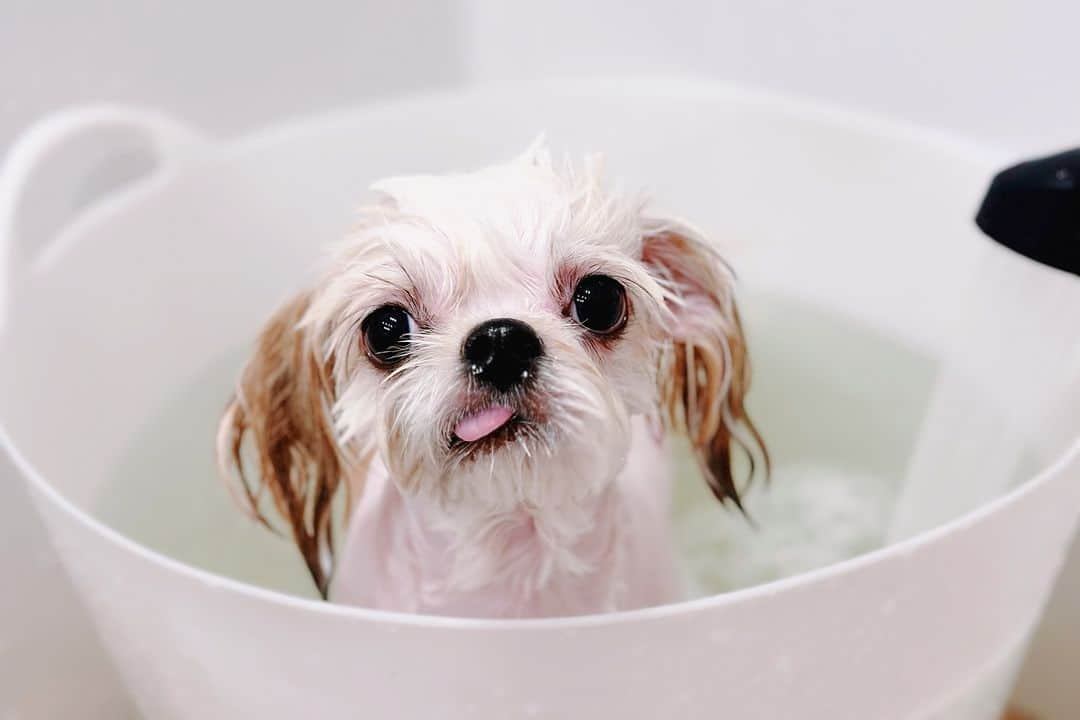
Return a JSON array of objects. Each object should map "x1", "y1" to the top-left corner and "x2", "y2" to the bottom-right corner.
[{"x1": 218, "y1": 141, "x2": 766, "y2": 618}]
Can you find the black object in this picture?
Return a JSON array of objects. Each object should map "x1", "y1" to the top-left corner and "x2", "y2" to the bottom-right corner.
[
  {"x1": 462, "y1": 318, "x2": 543, "y2": 391},
  {"x1": 975, "y1": 148, "x2": 1080, "y2": 276}
]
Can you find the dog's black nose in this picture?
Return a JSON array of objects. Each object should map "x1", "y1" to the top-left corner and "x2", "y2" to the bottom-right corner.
[{"x1": 462, "y1": 318, "x2": 543, "y2": 392}]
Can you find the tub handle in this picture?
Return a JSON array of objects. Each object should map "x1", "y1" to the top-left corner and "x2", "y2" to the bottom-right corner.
[{"x1": 0, "y1": 105, "x2": 208, "y2": 314}]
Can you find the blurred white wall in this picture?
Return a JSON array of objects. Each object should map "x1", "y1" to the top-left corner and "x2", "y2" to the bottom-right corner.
[
  {"x1": 463, "y1": 0, "x2": 1080, "y2": 155},
  {"x1": 0, "y1": 1, "x2": 464, "y2": 152},
  {"x1": 0, "y1": 2, "x2": 463, "y2": 718},
  {"x1": 3, "y1": 1, "x2": 1079, "y2": 717}
]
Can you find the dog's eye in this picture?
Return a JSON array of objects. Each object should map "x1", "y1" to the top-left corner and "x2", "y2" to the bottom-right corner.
[
  {"x1": 571, "y1": 274, "x2": 627, "y2": 334},
  {"x1": 362, "y1": 305, "x2": 416, "y2": 366}
]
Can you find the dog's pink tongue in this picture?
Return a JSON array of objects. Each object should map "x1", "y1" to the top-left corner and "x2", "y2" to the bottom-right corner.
[{"x1": 454, "y1": 406, "x2": 514, "y2": 442}]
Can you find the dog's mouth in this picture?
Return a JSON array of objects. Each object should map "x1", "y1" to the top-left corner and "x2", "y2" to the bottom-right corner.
[
  {"x1": 447, "y1": 403, "x2": 530, "y2": 459},
  {"x1": 453, "y1": 405, "x2": 514, "y2": 442}
]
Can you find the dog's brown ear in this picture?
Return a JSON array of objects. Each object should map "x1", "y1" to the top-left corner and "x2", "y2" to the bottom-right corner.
[
  {"x1": 217, "y1": 291, "x2": 343, "y2": 597},
  {"x1": 643, "y1": 221, "x2": 768, "y2": 510}
]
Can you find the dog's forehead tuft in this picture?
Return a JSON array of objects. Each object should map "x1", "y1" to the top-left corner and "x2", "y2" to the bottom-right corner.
[
  {"x1": 371, "y1": 158, "x2": 566, "y2": 229},
  {"x1": 357, "y1": 145, "x2": 648, "y2": 302}
]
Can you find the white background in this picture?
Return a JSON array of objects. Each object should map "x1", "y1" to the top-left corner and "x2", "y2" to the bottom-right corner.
[{"x1": 2, "y1": 1, "x2": 1078, "y2": 717}]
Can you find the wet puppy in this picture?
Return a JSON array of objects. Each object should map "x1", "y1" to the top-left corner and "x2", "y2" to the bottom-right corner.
[{"x1": 218, "y1": 141, "x2": 765, "y2": 617}]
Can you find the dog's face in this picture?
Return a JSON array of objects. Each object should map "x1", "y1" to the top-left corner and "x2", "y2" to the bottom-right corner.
[
  {"x1": 316, "y1": 148, "x2": 673, "y2": 513},
  {"x1": 219, "y1": 143, "x2": 765, "y2": 594}
]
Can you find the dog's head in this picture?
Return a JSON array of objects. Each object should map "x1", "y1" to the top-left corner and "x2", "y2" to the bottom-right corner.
[{"x1": 219, "y1": 142, "x2": 766, "y2": 595}]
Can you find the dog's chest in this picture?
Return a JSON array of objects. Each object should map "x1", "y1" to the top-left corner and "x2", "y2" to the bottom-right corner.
[{"x1": 331, "y1": 428, "x2": 680, "y2": 618}]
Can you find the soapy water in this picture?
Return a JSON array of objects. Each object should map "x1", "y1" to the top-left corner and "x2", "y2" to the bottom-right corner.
[{"x1": 95, "y1": 292, "x2": 1032, "y2": 603}]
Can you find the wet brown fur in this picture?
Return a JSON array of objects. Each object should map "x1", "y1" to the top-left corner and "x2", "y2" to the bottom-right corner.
[
  {"x1": 646, "y1": 230, "x2": 769, "y2": 510},
  {"x1": 218, "y1": 292, "x2": 344, "y2": 597}
]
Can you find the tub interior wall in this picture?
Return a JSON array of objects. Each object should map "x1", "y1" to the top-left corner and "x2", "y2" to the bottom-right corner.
[{"x1": 87, "y1": 287, "x2": 943, "y2": 596}]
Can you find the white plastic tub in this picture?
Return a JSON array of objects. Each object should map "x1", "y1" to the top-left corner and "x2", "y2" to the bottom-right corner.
[{"x1": 1, "y1": 79, "x2": 1078, "y2": 719}]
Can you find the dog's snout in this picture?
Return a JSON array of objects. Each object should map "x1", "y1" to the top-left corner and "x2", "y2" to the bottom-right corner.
[{"x1": 462, "y1": 318, "x2": 543, "y2": 392}]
